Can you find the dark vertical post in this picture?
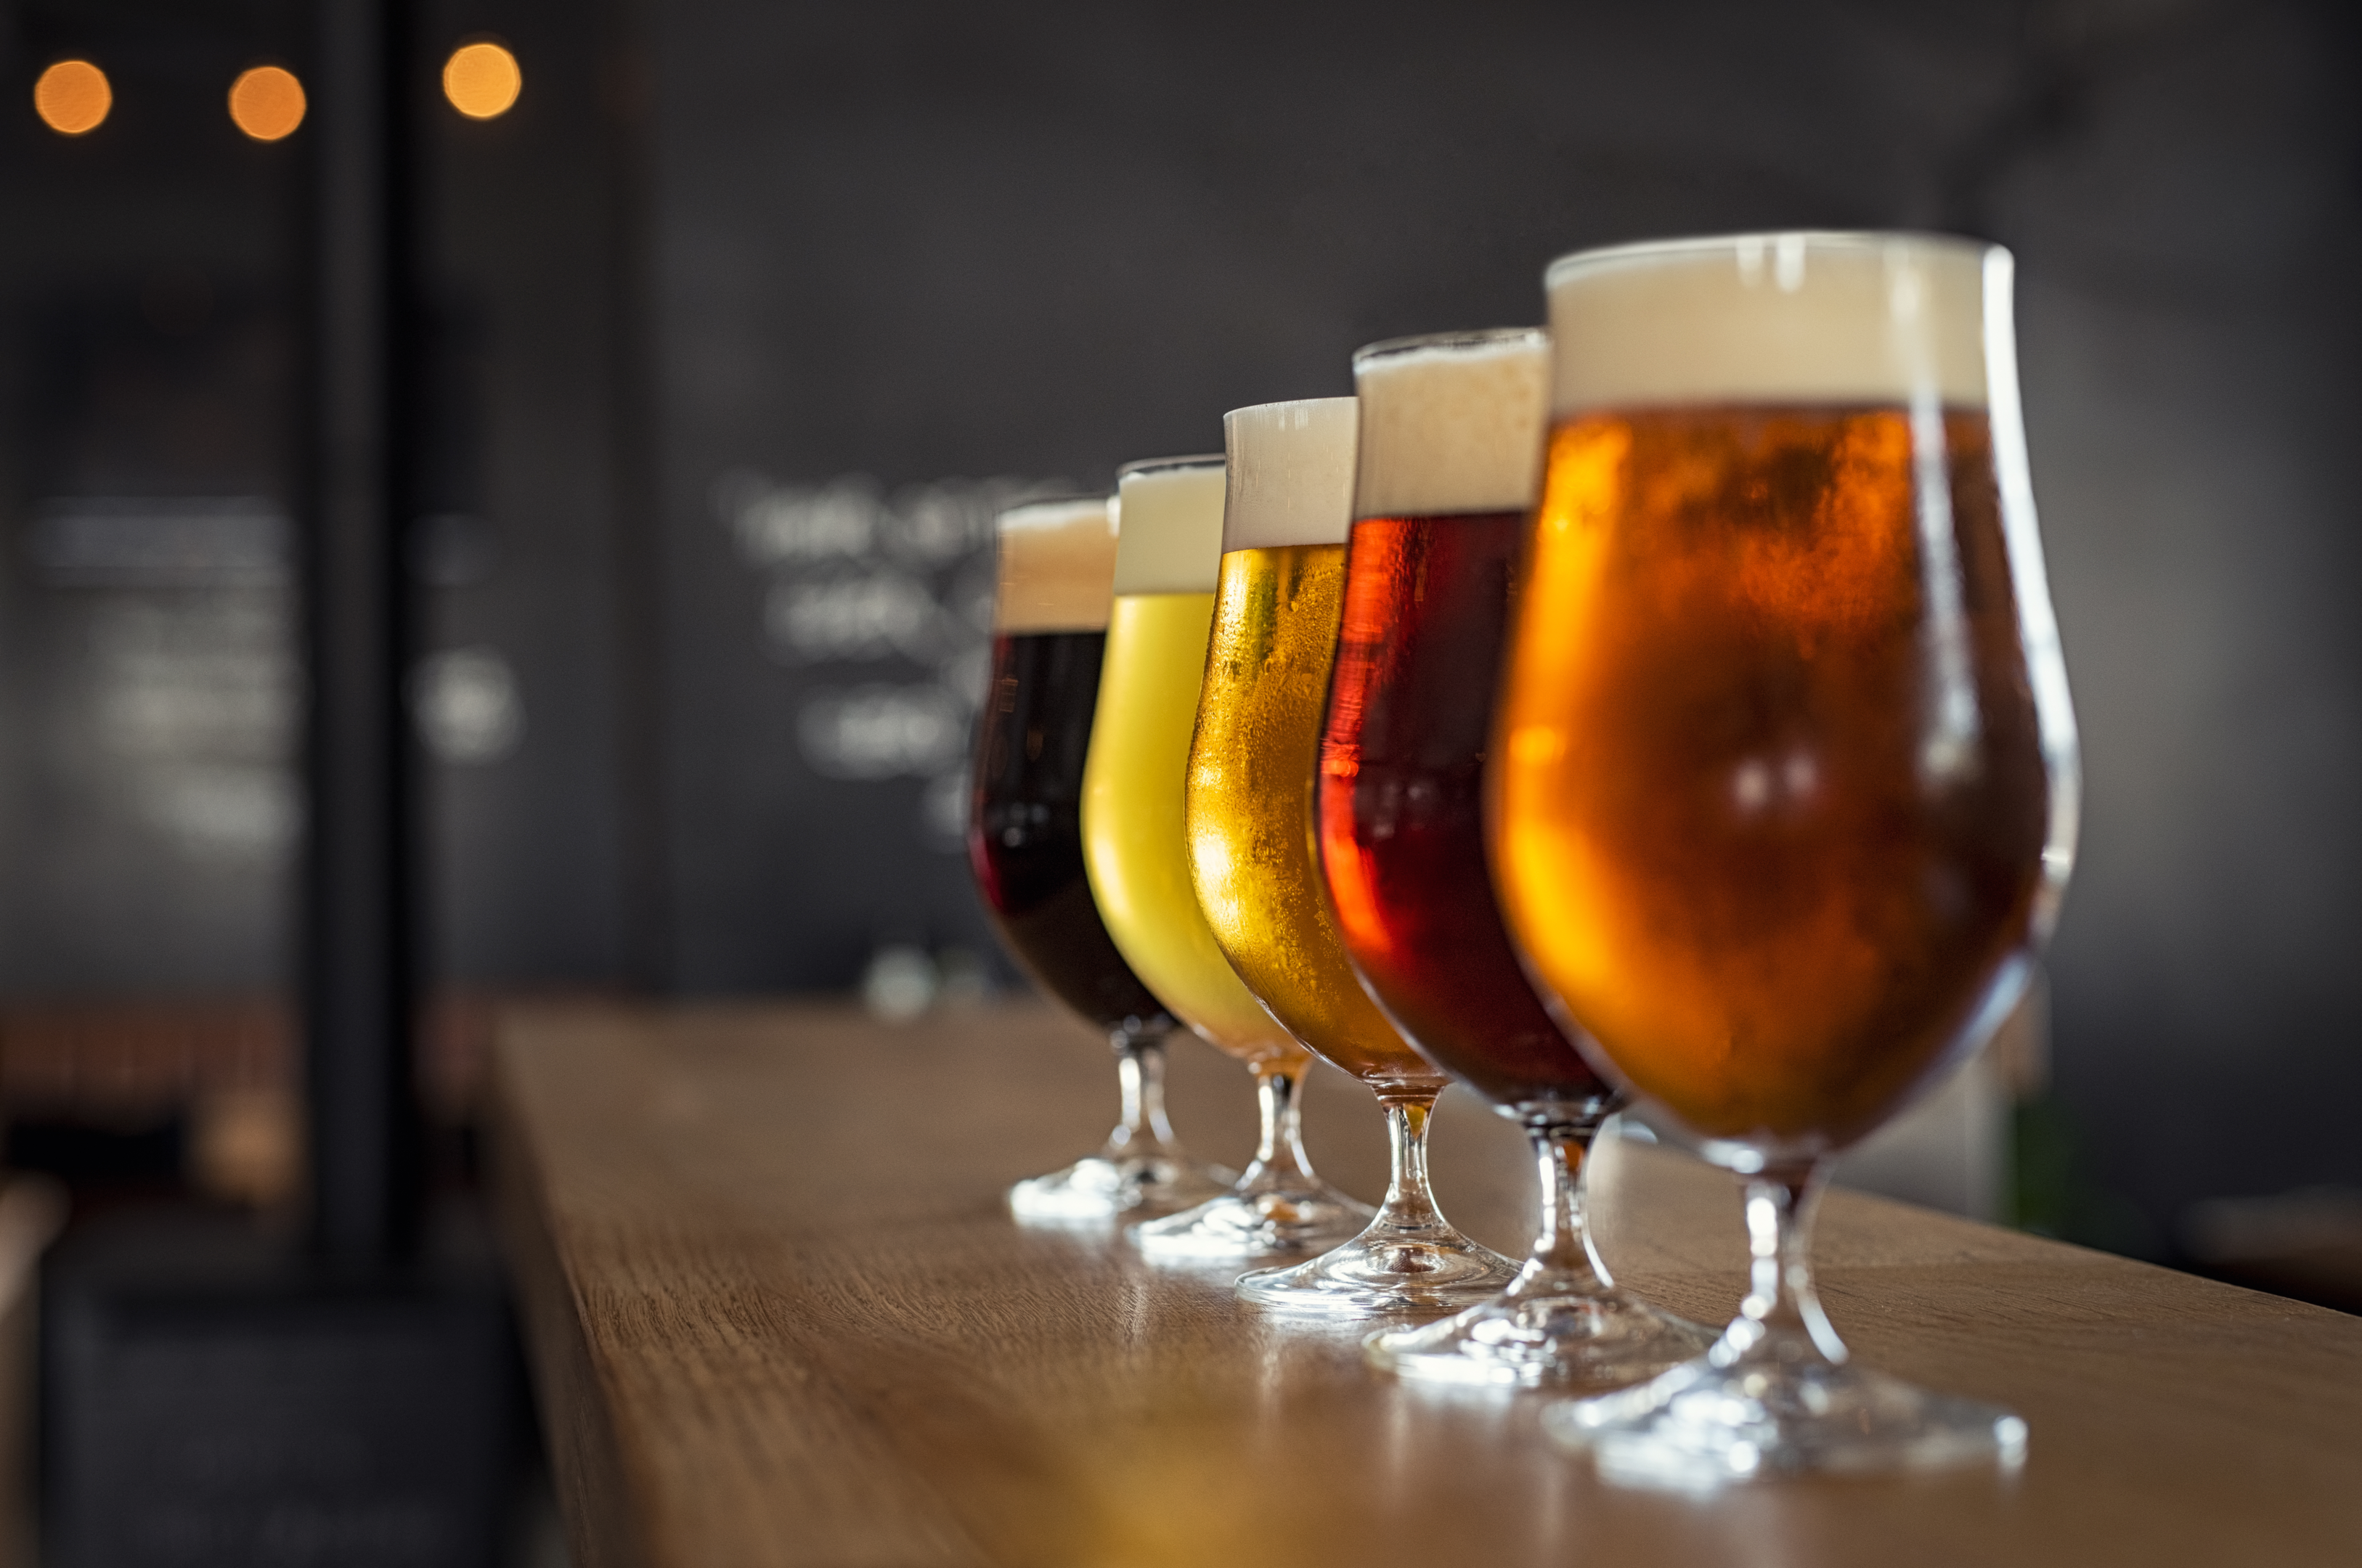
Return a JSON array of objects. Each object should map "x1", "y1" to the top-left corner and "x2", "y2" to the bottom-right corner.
[
  {"x1": 304, "y1": 0, "x2": 420, "y2": 1268},
  {"x1": 598, "y1": 0, "x2": 672, "y2": 992}
]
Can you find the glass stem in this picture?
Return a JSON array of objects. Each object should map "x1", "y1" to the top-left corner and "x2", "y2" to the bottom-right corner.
[
  {"x1": 1522, "y1": 1119, "x2": 1612, "y2": 1289},
  {"x1": 1242, "y1": 1066, "x2": 1314, "y2": 1185},
  {"x1": 1373, "y1": 1092, "x2": 1446, "y2": 1234},
  {"x1": 1105, "y1": 1031, "x2": 1176, "y2": 1155},
  {"x1": 1726, "y1": 1161, "x2": 1847, "y2": 1364}
]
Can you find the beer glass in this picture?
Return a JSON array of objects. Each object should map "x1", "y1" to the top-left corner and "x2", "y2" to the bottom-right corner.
[
  {"x1": 1321, "y1": 329, "x2": 1712, "y2": 1385},
  {"x1": 969, "y1": 497, "x2": 1234, "y2": 1222},
  {"x1": 1189, "y1": 399, "x2": 1518, "y2": 1315},
  {"x1": 1493, "y1": 233, "x2": 2079, "y2": 1479},
  {"x1": 1084, "y1": 457, "x2": 1373, "y2": 1261}
]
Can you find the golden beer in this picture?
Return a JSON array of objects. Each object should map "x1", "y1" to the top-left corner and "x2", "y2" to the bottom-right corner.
[
  {"x1": 1187, "y1": 544, "x2": 1445, "y2": 1096},
  {"x1": 1086, "y1": 589, "x2": 1307, "y2": 1071}
]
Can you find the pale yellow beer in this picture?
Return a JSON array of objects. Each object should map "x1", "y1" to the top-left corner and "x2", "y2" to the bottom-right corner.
[
  {"x1": 1086, "y1": 581, "x2": 1307, "y2": 1070},
  {"x1": 1092, "y1": 456, "x2": 1369, "y2": 1266},
  {"x1": 1187, "y1": 541, "x2": 1445, "y2": 1095}
]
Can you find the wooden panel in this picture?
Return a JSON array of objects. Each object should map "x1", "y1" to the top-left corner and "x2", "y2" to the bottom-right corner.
[{"x1": 492, "y1": 1000, "x2": 2362, "y2": 1568}]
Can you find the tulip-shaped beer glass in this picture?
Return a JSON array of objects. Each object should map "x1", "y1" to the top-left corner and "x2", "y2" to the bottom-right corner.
[
  {"x1": 1492, "y1": 234, "x2": 2079, "y2": 1479},
  {"x1": 1189, "y1": 399, "x2": 1518, "y2": 1315},
  {"x1": 1084, "y1": 457, "x2": 1373, "y2": 1260},
  {"x1": 1320, "y1": 329, "x2": 1711, "y2": 1385},
  {"x1": 969, "y1": 497, "x2": 1233, "y2": 1222}
]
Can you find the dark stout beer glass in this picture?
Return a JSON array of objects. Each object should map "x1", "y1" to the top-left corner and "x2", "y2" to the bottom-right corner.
[
  {"x1": 1320, "y1": 329, "x2": 1709, "y2": 1386},
  {"x1": 969, "y1": 497, "x2": 1231, "y2": 1222},
  {"x1": 1493, "y1": 234, "x2": 2080, "y2": 1481},
  {"x1": 1189, "y1": 399, "x2": 1516, "y2": 1316}
]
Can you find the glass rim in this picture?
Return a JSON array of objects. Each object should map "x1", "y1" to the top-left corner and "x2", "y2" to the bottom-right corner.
[
  {"x1": 1116, "y1": 453, "x2": 1223, "y2": 481},
  {"x1": 1545, "y1": 229, "x2": 1997, "y2": 290},
  {"x1": 993, "y1": 493, "x2": 1109, "y2": 528},
  {"x1": 1352, "y1": 326, "x2": 1546, "y2": 368}
]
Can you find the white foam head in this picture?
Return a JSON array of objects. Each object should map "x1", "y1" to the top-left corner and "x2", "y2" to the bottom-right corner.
[
  {"x1": 1545, "y1": 232, "x2": 1994, "y2": 415},
  {"x1": 993, "y1": 497, "x2": 1118, "y2": 632},
  {"x1": 1351, "y1": 329, "x2": 1549, "y2": 519},
  {"x1": 1221, "y1": 398, "x2": 1358, "y2": 551},
  {"x1": 1112, "y1": 455, "x2": 1226, "y2": 595}
]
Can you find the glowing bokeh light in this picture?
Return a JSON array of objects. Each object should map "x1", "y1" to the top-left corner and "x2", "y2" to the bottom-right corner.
[
  {"x1": 228, "y1": 65, "x2": 306, "y2": 142},
  {"x1": 442, "y1": 42, "x2": 521, "y2": 121},
  {"x1": 34, "y1": 60, "x2": 111, "y2": 136}
]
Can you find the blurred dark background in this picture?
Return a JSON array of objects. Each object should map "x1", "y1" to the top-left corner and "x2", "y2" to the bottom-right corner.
[{"x1": 0, "y1": 0, "x2": 2355, "y2": 1548}]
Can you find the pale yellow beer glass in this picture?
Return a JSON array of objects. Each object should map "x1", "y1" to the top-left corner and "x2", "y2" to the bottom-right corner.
[{"x1": 1083, "y1": 456, "x2": 1372, "y2": 1260}]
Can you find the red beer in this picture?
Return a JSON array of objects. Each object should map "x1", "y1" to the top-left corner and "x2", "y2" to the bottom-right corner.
[{"x1": 1319, "y1": 510, "x2": 1611, "y2": 1114}]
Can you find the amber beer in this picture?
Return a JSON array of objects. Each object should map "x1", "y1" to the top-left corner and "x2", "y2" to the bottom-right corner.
[
  {"x1": 1319, "y1": 330, "x2": 1611, "y2": 1114},
  {"x1": 1492, "y1": 242, "x2": 2054, "y2": 1153},
  {"x1": 969, "y1": 498, "x2": 1171, "y2": 1037},
  {"x1": 1186, "y1": 404, "x2": 1444, "y2": 1098}
]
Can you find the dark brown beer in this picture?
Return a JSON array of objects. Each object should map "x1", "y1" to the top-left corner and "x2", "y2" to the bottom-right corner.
[
  {"x1": 1492, "y1": 407, "x2": 2049, "y2": 1149},
  {"x1": 970, "y1": 630, "x2": 1173, "y2": 1036},
  {"x1": 1320, "y1": 511, "x2": 1612, "y2": 1114}
]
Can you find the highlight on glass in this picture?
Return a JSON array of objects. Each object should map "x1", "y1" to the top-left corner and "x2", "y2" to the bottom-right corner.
[
  {"x1": 1084, "y1": 457, "x2": 1374, "y2": 1263},
  {"x1": 1189, "y1": 397, "x2": 1518, "y2": 1316},
  {"x1": 1491, "y1": 232, "x2": 2079, "y2": 1481},
  {"x1": 1320, "y1": 327, "x2": 1712, "y2": 1385},
  {"x1": 967, "y1": 497, "x2": 1234, "y2": 1223}
]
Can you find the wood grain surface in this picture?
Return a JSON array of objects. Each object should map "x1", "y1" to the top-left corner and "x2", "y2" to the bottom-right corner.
[{"x1": 491, "y1": 999, "x2": 2362, "y2": 1568}]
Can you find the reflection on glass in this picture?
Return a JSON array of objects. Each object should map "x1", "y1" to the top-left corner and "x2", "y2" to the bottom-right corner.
[
  {"x1": 1493, "y1": 232, "x2": 2078, "y2": 1482},
  {"x1": 968, "y1": 497, "x2": 1233, "y2": 1222},
  {"x1": 1083, "y1": 457, "x2": 1373, "y2": 1262},
  {"x1": 1189, "y1": 399, "x2": 1517, "y2": 1315},
  {"x1": 1321, "y1": 329, "x2": 1711, "y2": 1385}
]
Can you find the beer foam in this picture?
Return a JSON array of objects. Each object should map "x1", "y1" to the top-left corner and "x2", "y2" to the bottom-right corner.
[
  {"x1": 993, "y1": 497, "x2": 1118, "y2": 632},
  {"x1": 1351, "y1": 330, "x2": 1549, "y2": 519},
  {"x1": 1547, "y1": 232, "x2": 1992, "y2": 414},
  {"x1": 1221, "y1": 398, "x2": 1359, "y2": 551},
  {"x1": 1112, "y1": 456, "x2": 1226, "y2": 595}
]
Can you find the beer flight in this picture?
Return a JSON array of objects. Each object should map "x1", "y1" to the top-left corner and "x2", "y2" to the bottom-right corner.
[{"x1": 966, "y1": 232, "x2": 2080, "y2": 1485}]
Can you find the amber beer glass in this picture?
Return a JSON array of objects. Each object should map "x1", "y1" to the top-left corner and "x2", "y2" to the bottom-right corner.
[
  {"x1": 1083, "y1": 457, "x2": 1372, "y2": 1260},
  {"x1": 969, "y1": 497, "x2": 1231, "y2": 1222},
  {"x1": 1493, "y1": 234, "x2": 2080, "y2": 1479},
  {"x1": 1320, "y1": 329, "x2": 1710, "y2": 1385},
  {"x1": 1189, "y1": 398, "x2": 1516, "y2": 1315}
]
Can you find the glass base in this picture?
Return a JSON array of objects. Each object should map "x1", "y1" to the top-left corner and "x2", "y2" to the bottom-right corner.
[
  {"x1": 1007, "y1": 1151, "x2": 1237, "y2": 1225},
  {"x1": 1364, "y1": 1267, "x2": 1714, "y2": 1389},
  {"x1": 1234, "y1": 1218, "x2": 1518, "y2": 1317},
  {"x1": 1544, "y1": 1349, "x2": 2029, "y2": 1489},
  {"x1": 1131, "y1": 1179, "x2": 1375, "y2": 1262}
]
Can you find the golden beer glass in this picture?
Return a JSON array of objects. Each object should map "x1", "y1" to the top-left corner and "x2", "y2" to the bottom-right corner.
[
  {"x1": 1085, "y1": 457, "x2": 1373, "y2": 1261},
  {"x1": 1493, "y1": 234, "x2": 2080, "y2": 1480},
  {"x1": 1189, "y1": 398, "x2": 1517, "y2": 1315}
]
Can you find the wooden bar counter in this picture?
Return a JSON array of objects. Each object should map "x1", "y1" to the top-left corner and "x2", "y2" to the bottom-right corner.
[{"x1": 492, "y1": 1000, "x2": 2362, "y2": 1568}]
